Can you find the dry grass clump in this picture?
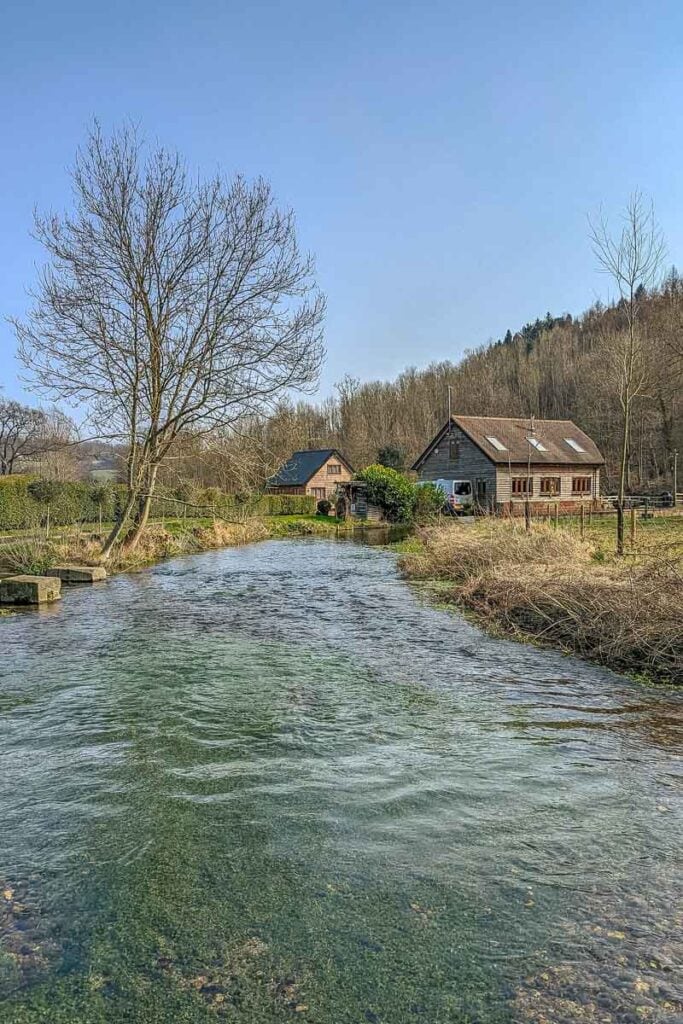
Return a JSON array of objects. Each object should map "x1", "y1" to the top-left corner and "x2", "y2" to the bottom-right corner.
[
  {"x1": 401, "y1": 521, "x2": 593, "y2": 583},
  {"x1": 0, "y1": 534, "x2": 59, "y2": 576},
  {"x1": 399, "y1": 521, "x2": 682, "y2": 685}
]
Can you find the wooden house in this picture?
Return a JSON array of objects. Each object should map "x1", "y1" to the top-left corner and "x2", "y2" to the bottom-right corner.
[
  {"x1": 412, "y1": 415, "x2": 604, "y2": 513},
  {"x1": 266, "y1": 449, "x2": 354, "y2": 501}
]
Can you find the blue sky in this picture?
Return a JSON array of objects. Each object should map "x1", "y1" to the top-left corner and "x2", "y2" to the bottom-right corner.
[{"x1": 2, "y1": 0, "x2": 683, "y2": 405}]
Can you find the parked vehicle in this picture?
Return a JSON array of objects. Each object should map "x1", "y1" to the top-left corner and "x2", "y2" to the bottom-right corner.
[{"x1": 419, "y1": 478, "x2": 474, "y2": 514}]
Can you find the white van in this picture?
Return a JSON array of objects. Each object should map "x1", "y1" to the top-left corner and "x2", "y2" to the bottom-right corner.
[{"x1": 419, "y1": 479, "x2": 474, "y2": 513}]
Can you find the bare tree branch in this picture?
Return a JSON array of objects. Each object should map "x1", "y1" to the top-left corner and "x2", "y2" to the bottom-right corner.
[{"x1": 13, "y1": 122, "x2": 325, "y2": 556}]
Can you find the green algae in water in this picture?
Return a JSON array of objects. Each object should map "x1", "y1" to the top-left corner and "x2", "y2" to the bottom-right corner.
[{"x1": 1, "y1": 538, "x2": 682, "y2": 1022}]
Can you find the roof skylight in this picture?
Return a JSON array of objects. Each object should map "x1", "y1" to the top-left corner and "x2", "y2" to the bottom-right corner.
[
  {"x1": 564, "y1": 438, "x2": 586, "y2": 453},
  {"x1": 527, "y1": 437, "x2": 547, "y2": 451},
  {"x1": 486, "y1": 435, "x2": 507, "y2": 451}
]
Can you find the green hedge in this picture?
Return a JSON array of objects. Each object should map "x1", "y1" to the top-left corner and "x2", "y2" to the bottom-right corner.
[
  {"x1": 253, "y1": 494, "x2": 317, "y2": 516},
  {"x1": 0, "y1": 476, "x2": 317, "y2": 531},
  {"x1": 149, "y1": 490, "x2": 317, "y2": 518},
  {"x1": 0, "y1": 476, "x2": 127, "y2": 531}
]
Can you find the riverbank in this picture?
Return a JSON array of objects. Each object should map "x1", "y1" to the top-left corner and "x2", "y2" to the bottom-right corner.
[
  {"x1": 399, "y1": 519, "x2": 683, "y2": 686},
  {"x1": 0, "y1": 514, "x2": 381, "y2": 578}
]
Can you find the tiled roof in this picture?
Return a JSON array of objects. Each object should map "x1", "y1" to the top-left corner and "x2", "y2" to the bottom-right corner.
[
  {"x1": 267, "y1": 449, "x2": 350, "y2": 486},
  {"x1": 413, "y1": 416, "x2": 604, "y2": 469}
]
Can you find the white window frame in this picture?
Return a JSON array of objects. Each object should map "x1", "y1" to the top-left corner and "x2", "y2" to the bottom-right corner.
[
  {"x1": 564, "y1": 438, "x2": 586, "y2": 453},
  {"x1": 485, "y1": 435, "x2": 507, "y2": 451}
]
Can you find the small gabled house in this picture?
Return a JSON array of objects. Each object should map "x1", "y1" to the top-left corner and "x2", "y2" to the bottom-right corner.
[
  {"x1": 266, "y1": 449, "x2": 354, "y2": 502},
  {"x1": 412, "y1": 415, "x2": 604, "y2": 512}
]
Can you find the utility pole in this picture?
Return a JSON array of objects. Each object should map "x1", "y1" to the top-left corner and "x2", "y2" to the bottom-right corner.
[
  {"x1": 525, "y1": 415, "x2": 534, "y2": 531},
  {"x1": 447, "y1": 385, "x2": 453, "y2": 424}
]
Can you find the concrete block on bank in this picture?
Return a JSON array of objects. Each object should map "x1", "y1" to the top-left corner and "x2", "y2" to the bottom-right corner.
[
  {"x1": 50, "y1": 565, "x2": 107, "y2": 584},
  {"x1": 0, "y1": 575, "x2": 61, "y2": 605}
]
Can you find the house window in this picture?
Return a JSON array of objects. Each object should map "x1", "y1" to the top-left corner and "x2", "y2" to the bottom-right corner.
[
  {"x1": 449, "y1": 438, "x2": 460, "y2": 460},
  {"x1": 539, "y1": 477, "x2": 561, "y2": 496},
  {"x1": 565, "y1": 438, "x2": 586, "y2": 453},
  {"x1": 486, "y1": 435, "x2": 507, "y2": 451},
  {"x1": 527, "y1": 437, "x2": 548, "y2": 451},
  {"x1": 572, "y1": 476, "x2": 592, "y2": 495},
  {"x1": 511, "y1": 477, "x2": 532, "y2": 496},
  {"x1": 310, "y1": 487, "x2": 326, "y2": 499},
  {"x1": 327, "y1": 463, "x2": 341, "y2": 475}
]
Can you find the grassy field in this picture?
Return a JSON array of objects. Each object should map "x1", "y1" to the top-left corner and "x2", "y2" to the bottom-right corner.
[
  {"x1": 552, "y1": 510, "x2": 683, "y2": 561},
  {"x1": 399, "y1": 514, "x2": 682, "y2": 686}
]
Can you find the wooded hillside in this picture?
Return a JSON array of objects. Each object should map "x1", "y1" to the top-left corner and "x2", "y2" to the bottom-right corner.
[{"x1": 166, "y1": 273, "x2": 682, "y2": 496}]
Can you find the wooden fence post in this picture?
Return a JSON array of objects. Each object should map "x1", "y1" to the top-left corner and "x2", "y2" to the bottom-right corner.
[
  {"x1": 580, "y1": 503, "x2": 585, "y2": 540},
  {"x1": 630, "y1": 506, "x2": 636, "y2": 547},
  {"x1": 554, "y1": 501, "x2": 559, "y2": 528}
]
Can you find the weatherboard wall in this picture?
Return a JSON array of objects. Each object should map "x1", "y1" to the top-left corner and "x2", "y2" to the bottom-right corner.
[
  {"x1": 303, "y1": 457, "x2": 353, "y2": 499},
  {"x1": 414, "y1": 424, "x2": 497, "y2": 504}
]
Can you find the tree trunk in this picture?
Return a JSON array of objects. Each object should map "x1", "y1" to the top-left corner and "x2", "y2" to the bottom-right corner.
[
  {"x1": 616, "y1": 397, "x2": 630, "y2": 556},
  {"x1": 616, "y1": 502, "x2": 625, "y2": 556},
  {"x1": 123, "y1": 465, "x2": 159, "y2": 552},
  {"x1": 100, "y1": 488, "x2": 138, "y2": 560}
]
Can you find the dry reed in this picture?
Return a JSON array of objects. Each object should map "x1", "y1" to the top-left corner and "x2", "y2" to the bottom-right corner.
[{"x1": 399, "y1": 522, "x2": 682, "y2": 685}]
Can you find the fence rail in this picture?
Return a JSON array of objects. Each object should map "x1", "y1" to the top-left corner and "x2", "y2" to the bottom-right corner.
[{"x1": 602, "y1": 494, "x2": 682, "y2": 510}]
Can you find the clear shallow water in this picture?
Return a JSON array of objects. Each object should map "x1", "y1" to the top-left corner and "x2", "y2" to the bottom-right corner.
[{"x1": 0, "y1": 538, "x2": 681, "y2": 1023}]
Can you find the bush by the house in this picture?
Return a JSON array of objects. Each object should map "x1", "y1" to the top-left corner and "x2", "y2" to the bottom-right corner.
[
  {"x1": 414, "y1": 481, "x2": 445, "y2": 521},
  {"x1": 355, "y1": 466, "x2": 444, "y2": 523},
  {"x1": 357, "y1": 465, "x2": 417, "y2": 522},
  {"x1": 316, "y1": 499, "x2": 333, "y2": 516}
]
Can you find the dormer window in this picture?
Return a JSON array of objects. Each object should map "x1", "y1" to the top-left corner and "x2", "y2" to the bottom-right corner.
[
  {"x1": 485, "y1": 435, "x2": 507, "y2": 451},
  {"x1": 564, "y1": 438, "x2": 586, "y2": 453},
  {"x1": 527, "y1": 437, "x2": 547, "y2": 451}
]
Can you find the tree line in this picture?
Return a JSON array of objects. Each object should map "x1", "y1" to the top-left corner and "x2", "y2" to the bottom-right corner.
[{"x1": 167, "y1": 274, "x2": 682, "y2": 504}]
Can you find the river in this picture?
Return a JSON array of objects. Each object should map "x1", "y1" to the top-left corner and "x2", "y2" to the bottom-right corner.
[{"x1": 1, "y1": 537, "x2": 681, "y2": 1023}]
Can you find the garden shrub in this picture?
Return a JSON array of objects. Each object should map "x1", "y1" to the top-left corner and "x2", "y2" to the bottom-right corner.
[
  {"x1": 357, "y1": 465, "x2": 417, "y2": 522},
  {"x1": 414, "y1": 482, "x2": 445, "y2": 522}
]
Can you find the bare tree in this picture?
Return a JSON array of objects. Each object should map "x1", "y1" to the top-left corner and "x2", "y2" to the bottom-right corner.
[
  {"x1": 589, "y1": 192, "x2": 665, "y2": 553},
  {"x1": 0, "y1": 399, "x2": 73, "y2": 476},
  {"x1": 14, "y1": 123, "x2": 325, "y2": 557}
]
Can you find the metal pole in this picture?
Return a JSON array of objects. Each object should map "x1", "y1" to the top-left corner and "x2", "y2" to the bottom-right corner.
[{"x1": 526, "y1": 433, "x2": 532, "y2": 531}]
